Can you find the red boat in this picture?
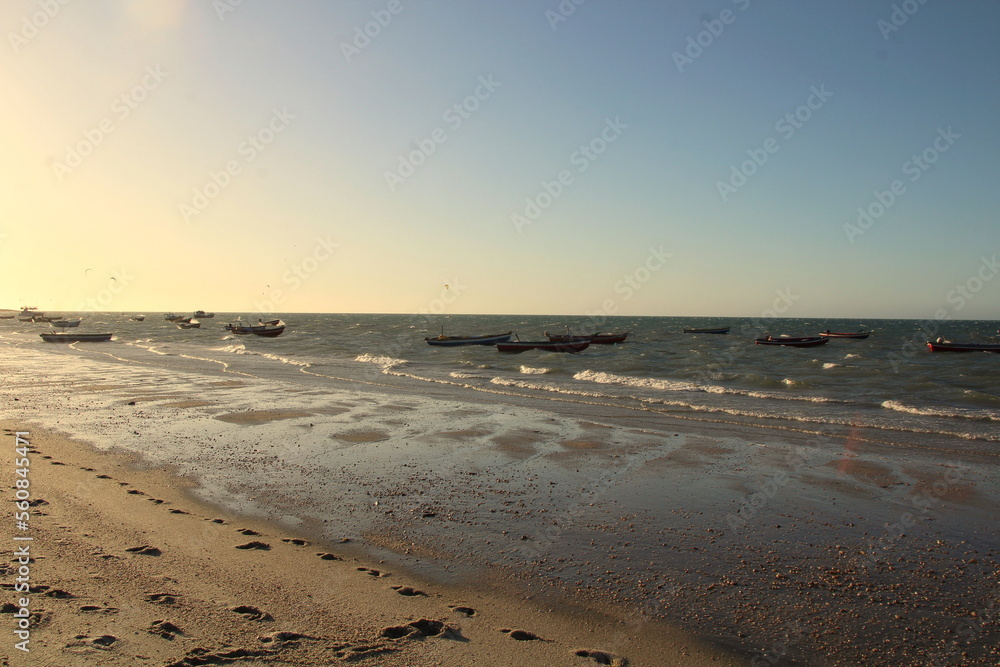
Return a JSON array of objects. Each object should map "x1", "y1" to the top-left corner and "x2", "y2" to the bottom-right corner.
[
  {"x1": 544, "y1": 331, "x2": 630, "y2": 344},
  {"x1": 819, "y1": 331, "x2": 871, "y2": 339},
  {"x1": 755, "y1": 336, "x2": 829, "y2": 347},
  {"x1": 497, "y1": 340, "x2": 590, "y2": 353},
  {"x1": 926, "y1": 340, "x2": 1000, "y2": 353}
]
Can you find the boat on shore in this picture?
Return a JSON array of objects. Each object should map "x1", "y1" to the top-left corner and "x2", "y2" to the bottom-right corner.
[
  {"x1": 755, "y1": 336, "x2": 829, "y2": 347},
  {"x1": 545, "y1": 331, "x2": 630, "y2": 344},
  {"x1": 40, "y1": 332, "x2": 113, "y2": 343},
  {"x1": 425, "y1": 331, "x2": 512, "y2": 347},
  {"x1": 497, "y1": 340, "x2": 590, "y2": 353},
  {"x1": 51, "y1": 318, "x2": 82, "y2": 328},
  {"x1": 683, "y1": 326, "x2": 730, "y2": 334},
  {"x1": 819, "y1": 330, "x2": 871, "y2": 339},
  {"x1": 927, "y1": 339, "x2": 1000, "y2": 353},
  {"x1": 225, "y1": 319, "x2": 285, "y2": 337}
]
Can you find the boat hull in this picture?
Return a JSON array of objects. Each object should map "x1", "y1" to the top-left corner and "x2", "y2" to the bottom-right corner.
[
  {"x1": 40, "y1": 333, "x2": 113, "y2": 343},
  {"x1": 425, "y1": 332, "x2": 512, "y2": 346},
  {"x1": 819, "y1": 332, "x2": 871, "y2": 339},
  {"x1": 683, "y1": 327, "x2": 730, "y2": 334},
  {"x1": 545, "y1": 332, "x2": 630, "y2": 344},
  {"x1": 927, "y1": 341, "x2": 1000, "y2": 353},
  {"x1": 496, "y1": 341, "x2": 590, "y2": 353},
  {"x1": 755, "y1": 337, "x2": 828, "y2": 347}
]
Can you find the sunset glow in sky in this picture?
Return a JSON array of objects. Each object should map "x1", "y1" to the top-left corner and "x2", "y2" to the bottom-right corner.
[{"x1": 2, "y1": 1, "x2": 998, "y2": 318}]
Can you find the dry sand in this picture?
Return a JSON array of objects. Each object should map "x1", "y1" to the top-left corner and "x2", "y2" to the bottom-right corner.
[{"x1": 1, "y1": 422, "x2": 742, "y2": 667}]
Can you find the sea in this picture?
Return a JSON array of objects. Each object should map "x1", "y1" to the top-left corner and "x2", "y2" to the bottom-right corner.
[
  {"x1": 6, "y1": 312, "x2": 997, "y2": 447},
  {"x1": 2, "y1": 312, "x2": 999, "y2": 662}
]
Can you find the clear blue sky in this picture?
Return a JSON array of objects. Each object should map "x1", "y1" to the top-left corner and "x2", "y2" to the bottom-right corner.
[{"x1": 2, "y1": 0, "x2": 998, "y2": 318}]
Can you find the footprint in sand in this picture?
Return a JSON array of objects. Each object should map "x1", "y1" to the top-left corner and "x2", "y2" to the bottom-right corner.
[
  {"x1": 281, "y1": 538, "x2": 309, "y2": 546},
  {"x1": 126, "y1": 489, "x2": 145, "y2": 495},
  {"x1": 381, "y1": 619, "x2": 449, "y2": 639},
  {"x1": 230, "y1": 605, "x2": 274, "y2": 621},
  {"x1": 145, "y1": 592, "x2": 179, "y2": 605},
  {"x1": 238, "y1": 528, "x2": 262, "y2": 536},
  {"x1": 96, "y1": 474, "x2": 112, "y2": 479},
  {"x1": 44, "y1": 589, "x2": 75, "y2": 599},
  {"x1": 148, "y1": 498, "x2": 166, "y2": 504},
  {"x1": 448, "y1": 606, "x2": 476, "y2": 616},
  {"x1": 574, "y1": 649, "x2": 629, "y2": 666},
  {"x1": 357, "y1": 567, "x2": 386, "y2": 577},
  {"x1": 391, "y1": 586, "x2": 427, "y2": 597},
  {"x1": 501, "y1": 628, "x2": 545, "y2": 641},
  {"x1": 125, "y1": 545, "x2": 162, "y2": 556},
  {"x1": 235, "y1": 541, "x2": 270, "y2": 551},
  {"x1": 259, "y1": 631, "x2": 315, "y2": 645},
  {"x1": 169, "y1": 508, "x2": 189, "y2": 515},
  {"x1": 210, "y1": 518, "x2": 227, "y2": 524},
  {"x1": 148, "y1": 620, "x2": 184, "y2": 639},
  {"x1": 316, "y1": 552, "x2": 341, "y2": 561},
  {"x1": 70, "y1": 634, "x2": 117, "y2": 649}
]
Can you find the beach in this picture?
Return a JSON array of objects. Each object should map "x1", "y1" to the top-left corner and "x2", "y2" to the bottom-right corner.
[{"x1": 2, "y1": 316, "x2": 999, "y2": 665}]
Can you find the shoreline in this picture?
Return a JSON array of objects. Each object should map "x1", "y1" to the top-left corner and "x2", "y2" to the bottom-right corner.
[
  {"x1": 2, "y1": 420, "x2": 742, "y2": 666},
  {"x1": 2, "y1": 340, "x2": 998, "y2": 665}
]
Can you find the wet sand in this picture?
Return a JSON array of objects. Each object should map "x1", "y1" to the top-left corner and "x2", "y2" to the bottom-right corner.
[{"x1": 2, "y1": 343, "x2": 999, "y2": 665}]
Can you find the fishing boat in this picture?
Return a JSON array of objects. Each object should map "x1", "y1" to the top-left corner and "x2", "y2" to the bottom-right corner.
[
  {"x1": 819, "y1": 330, "x2": 871, "y2": 339},
  {"x1": 496, "y1": 340, "x2": 590, "y2": 353},
  {"x1": 683, "y1": 326, "x2": 730, "y2": 334},
  {"x1": 50, "y1": 318, "x2": 82, "y2": 328},
  {"x1": 194, "y1": 310, "x2": 215, "y2": 318},
  {"x1": 40, "y1": 332, "x2": 113, "y2": 343},
  {"x1": 926, "y1": 339, "x2": 1000, "y2": 353},
  {"x1": 0, "y1": 314, "x2": 14, "y2": 320},
  {"x1": 18, "y1": 307, "x2": 41, "y2": 322},
  {"x1": 425, "y1": 331, "x2": 512, "y2": 346},
  {"x1": 544, "y1": 331, "x2": 630, "y2": 344},
  {"x1": 130, "y1": 315, "x2": 146, "y2": 322},
  {"x1": 754, "y1": 336, "x2": 829, "y2": 347},
  {"x1": 176, "y1": 318, "x2": 201, "y2": 329},
  {"x1": 225, "y1": 319, "x2": 285, "y2": 337},
  {"x1": 163, "y1": 313, "x2": 187, "y2": 322}
]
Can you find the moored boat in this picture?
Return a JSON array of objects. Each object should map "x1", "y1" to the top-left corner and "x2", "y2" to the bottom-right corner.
[
  {"x1": 176, "y1": 318, "x2": 201, "y2": 329},
  {"x1": 51, "y1": 318, "x2": 82, "y2": 328},
  {"x1": 819, "y1": 330, "x2": 871, "y2": 339},
  {"x1": 194, "y1": 310, "x2": 215, "y2": 318},
  {"x1": 425, "y1": 331, "x2": 512, "y2": 347},
  {"x1": 130, "y1": 315, "x2": 146, "y2": 322},
  {"x1": 40, "y1": 332, "x2": 113, "y2": 343},
  {"x1": 926, "y1": 339, "x2": 1000, "y2": 353},
  {"x1": 755, "y1": 336, "x2": 829, "y2": 347},
  {"x1": 164, "y1": 313, "x2": 187, "y2": 322},
  {"x1": 225, "y1": 319, "x2": 285, "y2": 337},
  {"x1": 497, "y1": 340, "x2": 590, "y2": 353},
  {"x1": 545, "y1": 331, "x2": 630, "y2": 344},
  {"x1": 683, "y1": 326, "x2": 730, "y2": 334}
]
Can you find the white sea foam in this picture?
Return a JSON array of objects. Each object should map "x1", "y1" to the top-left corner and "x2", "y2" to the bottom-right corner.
[
  {"x1": 355, "y1": 353, "x2": 407, "y2": 368},
  {"x1": 822, "y1": 363, "x2": 841, "y2": 369},
  {"x1": 881, "y1": 400, "x2": 1000, "y2": 423},
  {"x1": 519, "y1": 366, "x2": 552, "y2": 375}
]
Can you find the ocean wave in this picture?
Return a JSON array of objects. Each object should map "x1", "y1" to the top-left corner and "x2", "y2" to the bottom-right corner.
[
  {"x1": 881, "y1": 400, "x2": 1000, "y2": 423},
  {"x1": 822, "y1": 363, "x2": 841, "y2": 369},
  {"x1": 355, "y1": 353, "x2": 407, "y2": 368},
  {"x1": 519, "y1": 366, "x2": 553, "y2": 375}
]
